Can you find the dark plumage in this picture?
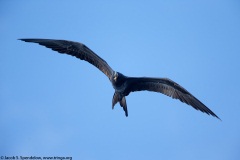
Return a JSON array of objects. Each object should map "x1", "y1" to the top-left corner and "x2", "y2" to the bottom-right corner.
[{"x1": 19, "y1": 38, "x2": 220, "y2": 119}]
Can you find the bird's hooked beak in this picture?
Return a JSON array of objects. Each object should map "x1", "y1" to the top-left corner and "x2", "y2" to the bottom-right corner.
[{"x1": 113, "y1": 71, "x2": 118, "y2": 82}]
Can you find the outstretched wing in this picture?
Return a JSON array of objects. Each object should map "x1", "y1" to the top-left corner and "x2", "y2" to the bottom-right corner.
[
  {"x1": 19, "y1": 38, "x2": 114, "y2": 80},
  {"x1": 126, "y1": 77, "x2": 220, "y2": 119}
]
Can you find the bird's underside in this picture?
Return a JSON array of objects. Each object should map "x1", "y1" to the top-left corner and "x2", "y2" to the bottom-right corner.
[{"x1": 19, "y1": 38, "x2": 220, "y2": 120}]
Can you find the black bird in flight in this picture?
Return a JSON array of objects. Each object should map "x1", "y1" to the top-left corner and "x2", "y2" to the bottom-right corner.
[{"x1": 19, "y1": 38, "x2": 220, "y2": 119}]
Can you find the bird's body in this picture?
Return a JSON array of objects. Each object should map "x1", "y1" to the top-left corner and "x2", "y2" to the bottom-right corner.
[{"x1": 19, "y1": 38, "x2": 220, "y2": 119}]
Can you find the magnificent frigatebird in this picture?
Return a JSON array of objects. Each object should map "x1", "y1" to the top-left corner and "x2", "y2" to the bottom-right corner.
[{"x1": 19, "y1": 38, "x2": 220, "y2": 119}]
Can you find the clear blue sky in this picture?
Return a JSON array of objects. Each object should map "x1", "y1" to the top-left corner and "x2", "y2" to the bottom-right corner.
[{"x1": 1, "y1": 0, "x2": 240, "y2": 159}]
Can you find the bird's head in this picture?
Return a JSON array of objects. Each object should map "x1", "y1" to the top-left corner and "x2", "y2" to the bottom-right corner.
[
  {"x1": 113, "y1": 71, "x2": 118, "y2": 82},
  {"x1": 111, "y1": 71, "x2": 126, "y2": 87}
]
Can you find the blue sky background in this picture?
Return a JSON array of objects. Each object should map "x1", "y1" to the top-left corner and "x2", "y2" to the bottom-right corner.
[{"x1": 1, "y1": 0, "x2": 240, "y2": 159}]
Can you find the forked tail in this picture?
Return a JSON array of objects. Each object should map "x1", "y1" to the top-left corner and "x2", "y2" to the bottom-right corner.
[{"x1": 112, "y1": 92, "x2": 128, "y2": 117}]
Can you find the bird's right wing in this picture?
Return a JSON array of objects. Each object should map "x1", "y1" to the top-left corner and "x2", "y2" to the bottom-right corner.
[
  {"x1": 126, "y1": 77, "x2": 220, "y2": 119},
  {"x1": 19, "y1": 38, "x2": 114, "y2": 80}
]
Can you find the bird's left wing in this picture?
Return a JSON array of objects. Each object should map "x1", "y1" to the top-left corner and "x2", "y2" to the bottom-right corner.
[
  {"x1": 126, "y1": 77, "x2": 220, "y2": 119},
  {"x1": 19, "y1": 38, "x2": 114, "y2": 80}
]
